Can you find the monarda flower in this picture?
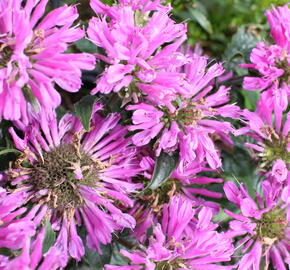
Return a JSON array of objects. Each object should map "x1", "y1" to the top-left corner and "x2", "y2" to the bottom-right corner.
[
  {"x1": 242, "y1": 4, "x2": 290, "y2": 113},
  {"x1": 241, "y1": 42, "x2": 289, "y2": 114},
  {"x1": 2, "y1": 108, "x2": 141, "y2": 268},
  {"x1": 127, "y1": 55, "x2": 239, "y2": 168},
  {"x1": 0, "y1": 0, "x2": 95, "y2": 122},
  {"x1": 105, "y1": 195, "x2": 235, "y2": 270},
  {"x1": 265, "y1": 4, "x2": 290, "y2": 52},
  {"x1": 87, "y1": 0, "x2": 188, "y2": 106},
  {"x1": 224, "y1": 180, "x2": 289, "y2": 270},
  {"x1": 236, "y1": 100, "x2": 289, "y2": 183},
  {"x1": 131, "y1": 156, "x2": 223, "y2": 242}
]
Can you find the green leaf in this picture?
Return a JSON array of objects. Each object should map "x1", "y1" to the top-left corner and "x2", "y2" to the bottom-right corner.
[
  {"x1": 221, "y1": 143, "x2": 258, "y2": 197},
  {"x1": 75, "y1": 38, "x2": 99, "y2": 54},
  {"x1": 145, "y1": 151, "x2": 179, "y2": 190},
  {"x1": 0, "y1": 148, "x2": 21, "y2": 156},
  {"x1": 56, "y1": 106, "x2": 69, "y2": 121},
  {"x1": 74, "y1": 96, "x2": 99, "y2": 131},
  {"x1": 42, "y1": 219, "x2": 56, "y2": 254},
  {"x1": 241, "y1": 90, "x2": 260, "y2": 111},
  {"x1": 223, "y1": 26, "x2": 261, "y2": 74},
  {"x1": 188, "y1": 7, "x2": 213, "y2": 34},
  {"x1": 83, "y1": 244, "x2": 112, "y2": 269}
]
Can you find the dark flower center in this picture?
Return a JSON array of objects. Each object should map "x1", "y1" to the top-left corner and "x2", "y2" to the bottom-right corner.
[
  {"x1": 260, "y1": 127, "x2": 290, "y2": 170},
  {"x1": 161, "y1": 99, "x2": 207, "y2": 130},
  {"x1": 276, "y1": 56, "x2": 290, "y2": 84},
  {"x1": 29, "y1": 144, "x2": 98, "y2": 213},
  {"x1": 255, "y1": 207, "x2": 287, "y2": 241},
  {"x1": 155, "y1": 258, "x2": 187, "y2": 270},
  {"x1": 139, "y1": 179, "x2": 181, "y2": 213},
  {"x1": 0, "y1": 30, "x2": 44, "y2": 69}
]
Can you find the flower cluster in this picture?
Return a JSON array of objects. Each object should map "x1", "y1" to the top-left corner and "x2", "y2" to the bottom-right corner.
[
  {"x1": 0, "y1": 0, "x2": 288, "y2": 269},
  {"x1": 106, "y1": 196, "x2": 235, "y2": 270},
  {"x1": 236, "y1": 100, "x2": 289, "y2": 183},
  {"x1": 88, "y1": 0, "x2": 239, "y2": 168},
  {"x1": 0, "y1": 0, "x2": 95, "y2": 123},
  {"x1": 241, "y1": 5, "x2": 290, "y2": 115}
]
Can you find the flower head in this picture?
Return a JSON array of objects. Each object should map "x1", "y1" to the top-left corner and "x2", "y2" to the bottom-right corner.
[
  {"x1": 265, "y1": 4, "x2": 290, "y2": 51},
  {"x1": 1, "y1": 108, "x2": 141, "y2": 267},
  {"x1": 88, "y1": 0, "x2": 188, "y2": 106},
  {"x1": 128, "y1": 54, "x2": 239, "y2": 168},
  {"x1": 132, "y1": 156, "x2": 223, "y2": 242},
  {"x1": 242, "y1": 4, "x2": 290, "y2": 112},
  {"x1": 236, "y1": 101, "x2": 289, "y2": 183},
  {"x1": 224, "y1": 180, "x2": 290, "y2": 270},
  {"x1": 0, "y1": 0, "x2": 95, "y2": 122},
  {"x1": 106, "y1": 195, "x2": 235, "y2": 270}
]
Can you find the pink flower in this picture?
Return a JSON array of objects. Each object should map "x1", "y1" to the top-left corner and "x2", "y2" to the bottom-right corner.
[
  {"x1": 127, "y1": 55, "x2": 239, "y2": 168},
  {"x1": 131, "y1": 156, "x2": 224, "y2": 242},
  {"x1": 265, "y1": 4, "x2": 290, "y2": 51},
  {"x1": 127, "y1": 103, "x2": 164, "y2": 145},
  {"x1": 1, "y1": 108, "x2": 142, "y2": 267},
  {"x1": 272, "y1": 159, "x2": 288, "y2": 183},
  {"x1": 0, "y1": 0, "x2": 95, "y2": 123},
  {"x1": 106, "y1": 196, "x2": 234, "y2": 269},
  {"x1": 224, "y1": 180, "x2": 290, "y2": 270},
  {"x1": 87, "y1": 0, "x2": 188, "y2": 106},
  {"x1": 242, "y1": 5, "x2": 290, "y2": 112},
  {"x1": 236, "y1": 101, "x2": 289, "y2": 183}
]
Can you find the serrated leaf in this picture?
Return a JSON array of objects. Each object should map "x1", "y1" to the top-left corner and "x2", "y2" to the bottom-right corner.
[
  {"x1": 42, "y1": 219, "x2": 56, "y2": 254},
  {"x1": 74, "y1": 96, "x2": 98, "y2": 131},
  {"x1": 146, "y1": 151, "x2": 179, "y2": 190},
  {"x1": 188, "y1": 7, "x2": 213, "y2": 34},
  {"x1": 0, "y1": 148, "x2": 21, "y2": 156}
]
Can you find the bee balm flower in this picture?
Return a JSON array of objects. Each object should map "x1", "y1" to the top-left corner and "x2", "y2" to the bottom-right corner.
[
  {"x1": 224, "y1": 180, "x2": 289, "y2": 270},
  {"x1": 0, "y1": 0, "x2": 95, "y2": 123},
  {"x1": 1, "y1": 108, "x2": 141, "y2": 268}
]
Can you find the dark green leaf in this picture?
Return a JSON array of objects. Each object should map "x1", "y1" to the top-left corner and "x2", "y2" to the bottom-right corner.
[
  {"x1": 188, "y1": 7, "x2": 213, "y2": 34},
  {"x1": 56, "y1": 106, "x2": 69, "y2": 121},
  {"x1": 83, "y1": 244, "x2": 112, "y2": 269},
  {"x1": 223, "y1": 26, "x2": 261, "y2": 74},
  {"x1": 241, "y1": 90, "x2": 260, "y2": 111},
  {"x1": 0, "y1": 148, "x2": 21, "y2": 156},
  {"x1": 221, "y1": 142, "x2": 258, "y2": 197},
  {"x1": 74, "y1": 96, "x2": 99, "y2": 131},
  {"x1": 75, "y1": 38, "x2": 99, "y2": 54},
  {"x1": 42, "y1": 219, "x2": 56, "y2": 254},
  {"x1": 109, "y1": 244, "x2": 130, "y2": 266},
  {"x1": 146, "y1": 151, "x2": 179, "y2": 190}
]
